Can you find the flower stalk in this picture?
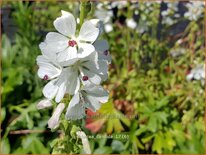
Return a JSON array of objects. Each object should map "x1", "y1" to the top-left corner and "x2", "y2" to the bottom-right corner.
[{"x1": 79, "y1": 1, "x2": 86, "y2": 28}]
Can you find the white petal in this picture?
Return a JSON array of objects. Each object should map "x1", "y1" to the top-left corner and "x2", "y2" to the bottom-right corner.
[
  {"x1": 94, "y1": 40, "x2": 109, "y2": 52},
  {"x1": 39, "y1": 42, "x2": 56, "y2": 59},
  {"x1": 65, "y1": 93, "x2": 85, "y2": 120},
  {"x1": 53, "y1": 10, "x2": 76, "y2": 37},
  {"x1": 80, "y1": 51, "x2": 98, "y2": 62},
  {"x1": 77, "y1": 43, "x2": 95, "y2": 58},
  {"x1": 48, "y1": 103, "x2": 65, "y2": 129},
  {"x1": 81, "y1": 85, "x2": 105, "y2": 111},
  {"x1": 43, "y1": 79, "x2": 58, "y2": 100},
  {"x1": 57, "y1": 47, "x2": 78, "y2": 65},
  {"x1": 66, "y1": 69, "x2": 80, "y2": 95},
  {"x1": 37, "y1": 55, "x2": 62, "y2": 70},
  {"x1": 89, "y1": 19, "x2": 104, "y2": 34},
  {"x1": 98, "y1": 60, "x2": 108, "y2": 75},
  {"x1": 37, "y1": 99, "x2": 52, "y2": 110},
  {"x1": 55, "y1": 81, "x2": 67, "y2": 103},
  {"x1": 83, "y1": 61, "x2": 99, "y2": 73},
  {"x1": 78, "y1": 21, "x2": 99, "y2": 43},
  {"x1": 37, "y1": 62, "x2": 61, "y2": 80},
  {"x1": 84, "y1": 95, "x2": 101, "y2": 112},
  {"x1": 45, "y1": 32, "x2": 68, "y2": 53},
  {"x1": 81, "y1": 69, "x2": 101, "y2": 85},
  {"x1": 83, "y1": 85, "x2": 109, "y2": 103},
  {"x1": 55, "y1": 68, "x2": 71, "y2": 102},
  {"x1": 94, "y1": 40, "x2": 111, "y2": 63}
]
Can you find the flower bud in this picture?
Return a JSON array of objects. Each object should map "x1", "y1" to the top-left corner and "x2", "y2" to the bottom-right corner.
[
  {"x1": 76, "y1": 131, "x2": 91, "y2": 154},
  {"x1": 48, "y1": 103, "x2": 65, "y2": 129},
  {"x1": 37, "y1": 99, "x2": 52, "y2": 110}
]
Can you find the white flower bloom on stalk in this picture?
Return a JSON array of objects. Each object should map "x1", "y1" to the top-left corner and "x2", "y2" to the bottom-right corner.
[
  {"x1": 41, "y1": 10, "x2": 100, "y2": 66},
  {"x1": 184, "y1": 1, "x2": 205, "y2": 21},
  {"x1": 48, "y1": 103, "x2": 65, "y2": 129},
  {"x1": 66, "y1": 84, "x2": 109, "y2": 120},
  {"x1": 37, "y1": 10, "x2": 110, "y2": 122},
  {"x1": 37, "y1": 99, "x2": 53, "y2": 110}
]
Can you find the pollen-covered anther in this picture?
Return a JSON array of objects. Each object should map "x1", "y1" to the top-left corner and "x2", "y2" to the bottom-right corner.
[
  {"x1": 104, "y1": 50, "x2": 109, "y2": 56},
  {"x1": 43, "y1": 75, "x2": 49, "y2": 80},
  {"x1": 68, "y1": 40, "x2": 77, "y2": 47},
  {"x1": 82, "y1": 76, "x2": 89, "y2": 81}
]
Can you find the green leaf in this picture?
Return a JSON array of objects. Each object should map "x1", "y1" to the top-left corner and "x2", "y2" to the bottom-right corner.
[
  {"x1": 0, "y1": 138, "x2": 10, "y2": 154},
  {"x1": 93, "y1": 147, "x2": 113, "y2": 154},
  {"x1": 107, "y1": 118, "x2": 113, "y2": 133},
  {"x1": 111, "y1": 140, "x2": 124, "y2": 152},
  {"x1": 97, "y1": 135, "x2": 107, "y2": 147},
  {"x1": 25, "y1": 113, "x2": 34, "y2": 129},
  {"x1": 31, "y1": 139, "x2": 49, "y2": 154},
  {"x1": 164, "y1": 132, "x2": 176, "y2": 151},
  {"x1": 115, "y1": 110, "x2": 131, "y2": 127},
  {"x1": 135, "y1": 125, "x2": 147, "y2": 136},
  {"x1": 0, "y1": 108, "x2": 6, "y2": 123},
  {"x1": 155, "y1": 97, "x2": 170, "y2": 110},
  {"x1": 141, "y1": 134, "x2": 154, "y2": 143},
  {"x1": 147, "y1": 116, "x2": 157, "y2": 132},
  {"x1": 155, "y1": 111, "x2": 168, "y2": 124},
  {"x1": 152, "y1": 132, "x2": 163, "y2": 153}
]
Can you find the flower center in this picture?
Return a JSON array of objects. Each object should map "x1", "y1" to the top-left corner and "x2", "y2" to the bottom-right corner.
[
  {"x1": 82, "y1": 76, "x2": 89, "y2": 81},
  {"x1": 68, "y1": 40, "x2": 77, "y2": 47},
  {"x1": 104, "y1": 50, "x2": 108, "y2": 56},
  {"x1": 43, "y1": 75, "x2": 49, "y2": 80}
]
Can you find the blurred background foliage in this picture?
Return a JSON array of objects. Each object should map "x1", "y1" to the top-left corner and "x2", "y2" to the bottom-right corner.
[{"x1": 1, "y1": 0, "x2": 205, "y2": 154}]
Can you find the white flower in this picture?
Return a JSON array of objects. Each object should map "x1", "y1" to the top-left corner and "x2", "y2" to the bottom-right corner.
[
  {"x1": 37, "y1": 99, "x2": 53, "y2": 110},
  {"x1": 126, "y1": 18, "x2": 137, "y2": 29},
  {"x1": 76, "y1": 131, "x2": 91, "y2": 154},
  {"x1": 37, "y1": 55, "x2": 80, "y2": 102},
  {"x1": 184, "y1": 2, "x2": 205, "y2": 21},
  {"x1": 48, "y1": 103, "x2": 65, "y2": 129},
  {"x1": 41, "y1": 10, "x2": 100, "y2": 66},
  {"x1": 65, "y1": 84, "x2": 109, "y2": 120},
  {"x1": 66, "y1": 52, "x2": 108, "y2": 87},
  {"x1": 186, "y1": 64, "x2": 205, "y2": 85},
  {"x1": 94, "y1": 40, "x2": 111, "y2": 64}
]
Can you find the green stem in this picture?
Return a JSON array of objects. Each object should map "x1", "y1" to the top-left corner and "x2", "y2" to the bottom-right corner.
[{"x1": 79, "y1": 1, "x2": 86, "y2": 28}]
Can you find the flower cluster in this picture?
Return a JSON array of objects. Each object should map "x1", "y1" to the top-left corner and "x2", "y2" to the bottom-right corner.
[
  {"x1": 184, "y1": 1, "x2": 205, "y2": 21},
  {"x1": 36, "y1": 10, "x2": 110, "y2": 129}
]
